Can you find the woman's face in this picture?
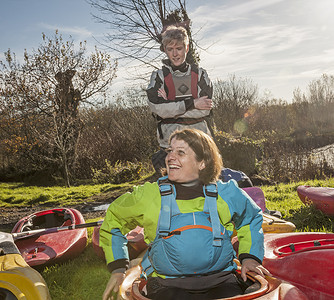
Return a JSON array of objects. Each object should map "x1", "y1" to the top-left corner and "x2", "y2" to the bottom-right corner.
[
  {"x1": 165, "y1": 40, "x2": 188, "y2": 67},
  {"x1": 165, "y1": 138, "x2": 204, "y2": 183}
]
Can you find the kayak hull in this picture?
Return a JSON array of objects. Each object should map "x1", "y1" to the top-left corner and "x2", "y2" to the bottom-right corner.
[
  {"x1": 297, "y1": 185, "x2": 334, "y2": 216},
  {"x1": 119, "y1": 264, "x2": 308, "y2": 300},
  {"x1": 263, "y1": 232, "x2": 334, "y2": 300},
  {"x1": 0, "y1": 232, "x2": 51, "y2": 299},
  {"x1": 92, "y1": 224, "x2": 148, "y2": 260},
  {"x1": 12, "y1": 208, "x2": 87, "y2": 267}
]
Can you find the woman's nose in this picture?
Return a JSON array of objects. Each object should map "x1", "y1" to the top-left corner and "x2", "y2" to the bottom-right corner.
[{"x1": 167, "y1": 151, "x2": 176, "y2": 160}]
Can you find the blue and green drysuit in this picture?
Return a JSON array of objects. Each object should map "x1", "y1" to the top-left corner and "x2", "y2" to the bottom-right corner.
[{"x1": 100, "y1": 179, "x2": 264, "y2": 279}]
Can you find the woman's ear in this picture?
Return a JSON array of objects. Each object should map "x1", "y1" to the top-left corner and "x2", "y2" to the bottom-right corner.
[{"x1": 199, "y1": 161, "x2": 205, "y2": 171}]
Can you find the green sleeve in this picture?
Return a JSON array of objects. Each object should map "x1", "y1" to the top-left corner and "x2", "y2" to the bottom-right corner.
[{"x1": 99, "y1": 182, "x2": 160, "y2": 266}]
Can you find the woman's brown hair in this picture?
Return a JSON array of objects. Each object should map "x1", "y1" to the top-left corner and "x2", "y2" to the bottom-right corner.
[{"x1": 164, "y1": 128, "x2": 223, "y2": 184}]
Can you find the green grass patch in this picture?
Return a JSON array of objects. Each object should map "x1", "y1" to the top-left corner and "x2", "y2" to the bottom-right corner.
[
  {"x1": 262, "y1": 177, "x2": 334, "y2": 232},
  {"x1": 41, "y1": 220, "x2": 110, "y2": 300},
  {"x1": 0, "y1": 173, "x2": 155, "y2": 207},
  {"x1": 0, "y1": 182, "x2": 133, "y2": 207}
]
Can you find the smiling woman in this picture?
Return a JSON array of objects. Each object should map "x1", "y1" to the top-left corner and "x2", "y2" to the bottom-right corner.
[{"x1": 99, "y1": 128, "x2": 269, "y2": 300}]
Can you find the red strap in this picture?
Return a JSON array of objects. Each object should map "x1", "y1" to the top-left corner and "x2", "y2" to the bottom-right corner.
[
  {"x1": 191, "y1": 70, "x2": 198, "y2": 98},
  {"x1": 164, "y1": 67, "x2": 198, "y2": 100},
  {"x1": 165, "y1": 73, "x2": 175, "y2": 100}
]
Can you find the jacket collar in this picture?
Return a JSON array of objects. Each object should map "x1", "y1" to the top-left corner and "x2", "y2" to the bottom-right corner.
[{"x1": 162, "y1": 59, "x2": 189, "y2": 73}]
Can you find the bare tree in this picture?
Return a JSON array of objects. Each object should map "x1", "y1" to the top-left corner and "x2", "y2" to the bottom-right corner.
[
  {"x1": 292, "y1": 74, "x2": 334, "y2": 134},
  {"x1": 213, "y1": 74, "x2": 259, "y2": 134},
  {"x1": 89, "y1": 0, "x2": 199, "y2": 73},
  {"x1": 0, "y1": 31, "x2": 117, "y2": 186}
]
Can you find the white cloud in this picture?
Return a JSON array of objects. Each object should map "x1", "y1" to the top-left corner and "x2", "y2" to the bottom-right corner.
[
  {"x1": 38, "y1": 23, "x2": 93, "y2": 40},
  {"x1": 186, "y1": 0, "x2": 334, "y2": 100},
  {"x1": 190, "y1": 0, "x2": 286, "y2": 28}
]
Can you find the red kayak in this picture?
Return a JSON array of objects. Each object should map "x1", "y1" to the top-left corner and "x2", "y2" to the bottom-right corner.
[
  {"x1": 119, "y1": 264, "x2": 308, "y2": 300},
  {"x1": 92, "y1": 224, "x2": 148, "y2": 260},
  {"x1": 12, "y1": 208, "x2": 87, "y2": 267},
  {"x1": 297, "y1": 185, "x2": 334, "y2": 216},
  {"x1": 262, "y1": 232, "x2": 334, "y2": 300}
]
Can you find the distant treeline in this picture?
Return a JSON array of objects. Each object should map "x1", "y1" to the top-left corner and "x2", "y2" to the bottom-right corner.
[{"x1": 1, "y1": 74, "x2": 334, "y2": 185}]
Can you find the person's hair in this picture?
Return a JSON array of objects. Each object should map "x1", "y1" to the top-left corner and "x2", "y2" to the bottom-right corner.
[
  {"x1": 161, "y1": 25, "x2": 189, "y2": 50},
  {"x1": 163, "y1": 128, "x2": 223, "y2": 184}
]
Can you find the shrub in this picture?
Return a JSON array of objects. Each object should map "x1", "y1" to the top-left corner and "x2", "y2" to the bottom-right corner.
[
  {"x1": 259, "y1": 138, "x2": 334, "y2": 182},
  {"x1": 214, "y1": 131, "x2": 263, "y2": 176},
  {"x1": 92, "y1": 160, "x2": 142, "y2": 184}
]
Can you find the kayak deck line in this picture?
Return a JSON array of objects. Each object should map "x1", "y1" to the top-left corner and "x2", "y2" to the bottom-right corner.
[
  {"x1": 274, "y1": 238, "x2": 334, "y2": 256},
  {"x1": 12, "y1": 220, "x2": 103, "y2": 240}
]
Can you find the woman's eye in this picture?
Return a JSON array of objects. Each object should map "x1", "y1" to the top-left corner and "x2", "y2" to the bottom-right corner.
[
  {"x1": 165, "y1": 149, "x2": 172, "y2": 154},
  {"x1": 177, "y1": 150, "x2": 185, "y2": 156}
]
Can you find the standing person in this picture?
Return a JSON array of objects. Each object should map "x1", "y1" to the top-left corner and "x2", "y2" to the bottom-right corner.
[
  {"x1": 147, "y1": 25, "x2": 214, "y2": 174},
  {"x1": 100, "y1": 128, "x2": 269, "y2": 300}
]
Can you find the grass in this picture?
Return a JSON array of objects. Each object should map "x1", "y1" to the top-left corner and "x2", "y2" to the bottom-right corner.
[
  {"x1": 0, "y1": 181, "x2": 139, "y2": 207},
  {"x1": 41, "y1": 218, "x2": 110, "y2": 300},
  {"x1": 262, "y1": 177, "x2": 334, "y2": 232},
  {"x1": 1, "y1": 176, "x2": 334, "y2": 299}
]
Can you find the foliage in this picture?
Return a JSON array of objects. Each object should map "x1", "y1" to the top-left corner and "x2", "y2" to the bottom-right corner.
[
  {"x1": 1, "y1": 71, "x2": 334, "y2": 183},
  {"x1": 258, "y1": 137, "x2": 334, "y2": 182},
  {"x1": 74, "y1": 92, "x2": 156, "y2": 179},
  {"x1": 0, "y1": 31, "x2": 117, "y2": 186},
  {"x1": 213, "y1": 75, "x2": 259, "y2": 133},
  {"x1": 92, "y1": 160, "x2": 143, "y2": 184},
  {"x1": 214, "y1": 130, "x2": 263, "y2": 175}
]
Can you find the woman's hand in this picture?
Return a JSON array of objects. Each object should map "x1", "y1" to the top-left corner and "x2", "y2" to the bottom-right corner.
[
  {"x1": 194, "y1": 96, "x2": 213, "y2": 110},
  {"x1": 102, "y1": 272, "x2": 125, "y2": 300},
  {"x1": 158, "y1": 88, "x2": 168, "y2": 100},
  {"x1": 240, "y1": 258, "x2": 271, "y2": 282}
]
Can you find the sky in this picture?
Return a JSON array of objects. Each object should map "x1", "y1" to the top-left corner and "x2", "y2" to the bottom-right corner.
[{"x1": 1, "y1": 0, "x2": 334, "y2": 102}]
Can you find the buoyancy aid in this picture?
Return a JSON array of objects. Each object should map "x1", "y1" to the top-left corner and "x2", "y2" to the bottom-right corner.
[
  {"x1": 162, "y1": 64, "x2": 198, "y2": 101},
  {"x1": 155, "y1": 63, "x2": 209, "y2": 140},
  {"x1": 140, "y1": 177, "x2": 236, "y2": 279}
]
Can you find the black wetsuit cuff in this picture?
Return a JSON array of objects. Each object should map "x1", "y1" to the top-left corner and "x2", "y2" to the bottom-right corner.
[
  {"x1": 107, "y1": 259, "x2": 129, "y2": 273},
  {"x1": 239, "y1": 253, "x2": 262, "y2": 265}
]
